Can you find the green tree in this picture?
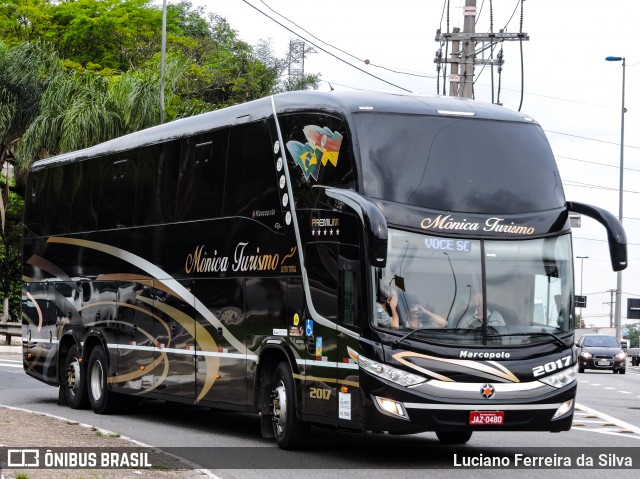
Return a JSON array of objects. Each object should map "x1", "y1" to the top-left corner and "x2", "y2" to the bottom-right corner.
[
  {"x1": 0, "y1": 173, "x2": 23, "y2": 322},
  {"x1": 0, "y1": 41, "x2": 60, "y2": 172},
  {"x1": 627, "y1": 323, "x2": 640, "y2": 348}
]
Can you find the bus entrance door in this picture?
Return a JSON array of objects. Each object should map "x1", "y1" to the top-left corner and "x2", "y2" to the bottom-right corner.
[{"x1": 302, "y1": 241, "x2": 346, "y2": 424}]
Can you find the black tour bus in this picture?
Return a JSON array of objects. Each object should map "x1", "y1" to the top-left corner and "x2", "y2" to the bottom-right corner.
[{"x1": 22, "y1": 90, "x2": 627, "y2": 448}]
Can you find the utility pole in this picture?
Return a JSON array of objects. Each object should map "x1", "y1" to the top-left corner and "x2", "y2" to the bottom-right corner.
[
  {"x1": 435, "y1": 0, "x2": 529, "y2": 100},
  {"x1": 605, "y1": 289, "x2": 617, "y2": 328},
  {"x1": 460, "y1": 1, "x2": 476, "y2": 99}
]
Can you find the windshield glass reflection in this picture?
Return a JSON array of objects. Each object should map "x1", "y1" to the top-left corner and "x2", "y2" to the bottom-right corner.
[{"x1": 372, "y1": 230, "x2": 574, "y2": 345}]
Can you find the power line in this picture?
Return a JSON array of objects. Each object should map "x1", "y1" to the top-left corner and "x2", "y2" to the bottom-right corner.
[
  {"x1": 563, "y1": 180, "x2": 640, "y2": 195},
  {"x1": 573, "y1": 236, "x2": 640, "y2": 247},
  {"x1": 250, "y1": 0, "x2": 433, "y2": 82},
  {"x1": 241, "y1": 0, "x2": 412, "y2": 92},
  {"x1": 545, "y1": 130, "x2": 640, "y2": 150},
  {"x1": 556, "y1": 154, "x2": 640, "y2": 174}
]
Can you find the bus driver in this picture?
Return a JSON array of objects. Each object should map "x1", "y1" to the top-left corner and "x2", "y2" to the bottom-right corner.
[{"x1": 456, "y1": 293, "x2": 505, "y2": 328}]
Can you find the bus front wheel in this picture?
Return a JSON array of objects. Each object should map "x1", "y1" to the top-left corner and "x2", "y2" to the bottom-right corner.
[
  {"x1": 271, "y1": 361, "x2": 309, "y2": 449},
  {"x1": 436, "y1": 430, "x2": 473, "y2": 444},
  {"x1": 87, "y1": 347, "x2": 123, "y2": 414}
]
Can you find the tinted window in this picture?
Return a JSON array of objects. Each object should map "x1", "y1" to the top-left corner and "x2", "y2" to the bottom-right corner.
[
  {"x1": 224, "y1": 120, "x2": 282, "y2": 228},
  {"x1": 98, "y1": 154, "x2": 137, "y2": 229},
  {"x1": 25, "y1": 170, "x2": 47, "y2": 236},
  {"x1": 44, "y1": 167, "x2": 64, "y2": 235},
  {"x1": 177, "y1": 129, "x2": 228, "y2": 221},
  {"x1": 305, "y1": 242, "x2": 338, "y2": 320},
  {"x1": 69, "y1": 160, "x2": 98, "y2": 233},
  {"x1": 357, "y1": 114, "x2": 565, "y2": 214},
  {"x1": 135, "y1": 141, "x2": 180, "y2": 226},
  {"x1": 339, "y1": 244, "x2": 361, "y2": 329},
  {"x1": 280, "y1": 113, "x2": 355, "y2": 208}
]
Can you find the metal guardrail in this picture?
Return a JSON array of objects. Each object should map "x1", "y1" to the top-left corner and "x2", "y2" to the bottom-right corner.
[{"x1": 0, "y1": 322, "x2": 21, "y2": 344}]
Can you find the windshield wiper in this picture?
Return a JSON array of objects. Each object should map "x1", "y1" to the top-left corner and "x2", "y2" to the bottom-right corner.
[
  {"x1": 487, "y1": 331, "x2": 570, "y2": 348},
  {"x1": 392, "y1": 327, "x2": 458, "y2": 347},
  {"x1": 392, "y1": 328, "x2": 434, "y2": 348}
]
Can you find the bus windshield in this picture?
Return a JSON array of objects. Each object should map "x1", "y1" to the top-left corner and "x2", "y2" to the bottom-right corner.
[
  {"x1": 356, "y1": 113, "x2": 564, "y2": 214},
  {"x1": 372, "y1": 230, "x2": 573, "y2": 346}
]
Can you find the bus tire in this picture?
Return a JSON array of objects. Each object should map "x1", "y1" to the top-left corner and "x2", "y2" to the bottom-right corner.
[
  {"x1": 63, "y1": 344, "x2": 89, "y2": 409},
  {"x1": 87, "y1": 346, "x2": 122, "y2": 414},
  {"x1": 271, "y1": 361, "x2": 309, "y2": 449},
  {"x1": 436, "y1": 430, "x2": 473, "y2": 444}
]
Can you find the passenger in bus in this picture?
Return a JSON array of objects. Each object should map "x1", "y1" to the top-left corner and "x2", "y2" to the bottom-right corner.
[
  {"x1": 456, "y1": 293, "x2": 505, "y2": 328},
  {"x1": 409, "y1": 304, "x2": 448, "y2": 328},
  {"x1": 375, "y1": 290, "x2": 400, "y2": 329}
]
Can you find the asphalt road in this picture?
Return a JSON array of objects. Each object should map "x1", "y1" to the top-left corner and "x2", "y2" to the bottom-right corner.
[{"x1": 1, "y1": 351, "x2": 639, "y2": 479}]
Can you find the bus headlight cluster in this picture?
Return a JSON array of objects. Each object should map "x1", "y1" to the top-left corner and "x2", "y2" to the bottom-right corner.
[
  {"x1": 539, "y1": 365, "x2": 578, "y2": 388},
  {"x1": 358, "y1": 354, "x2": 426, "y2": 387}
]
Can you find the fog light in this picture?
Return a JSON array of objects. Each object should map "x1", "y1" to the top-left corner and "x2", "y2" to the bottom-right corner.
[
  {"x1": 552, "y1": 399, "x2": 574, "y2": 420},
  {"x1": 373, "y1": 396, "x2": 409, "y2": 420}
]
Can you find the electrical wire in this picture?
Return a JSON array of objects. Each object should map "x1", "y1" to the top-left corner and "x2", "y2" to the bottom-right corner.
[
  {"x1": 555, "y1": 154, "x2": 640, "y2": 173},
  {"x1": 503, "y1": 0, "x2": 522, "y2": 30},
  {"x1": 545, "y1": 130, "x2": 640, "y2": 150},
  {"x1": 241, "y1": 0, "x2": 412, "y2": 92},
  {"x1": 254, "y1": 0, "x2": 434, "y2": 79}
]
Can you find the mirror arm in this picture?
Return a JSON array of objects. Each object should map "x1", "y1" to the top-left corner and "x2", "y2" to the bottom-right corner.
[
  {"x1": 323, "y1": 187, "x2": 388, "y2": 267},
  {"x1": 567, "y1": 201, "x2": 627, "y2": 272}
]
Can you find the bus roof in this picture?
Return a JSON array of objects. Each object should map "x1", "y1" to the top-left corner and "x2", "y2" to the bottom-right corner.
[{"x1": 31, "y1": 90, "x2": 537, "y2": 171}]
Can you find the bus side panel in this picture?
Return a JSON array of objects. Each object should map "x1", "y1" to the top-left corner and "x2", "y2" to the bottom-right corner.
[
  {"x1": 195, "y1": 277, "x2": 246, "y2": 407},
  {"x1": 155, "y1": 279, "x2": 197, "y2": 400},
  {"x1": 22, "y1": 281, "x2": 59, "y2": 385},
  {"x1": 111, "y1": 280, "x2": 162, "y2": 396}
]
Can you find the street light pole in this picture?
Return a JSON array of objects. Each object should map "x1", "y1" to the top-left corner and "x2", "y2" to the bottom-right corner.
[
  {"x1": 160, "y1": 0, "x2": 167, "y2": 124},
  {"x1": 605, "y1": 55, "x2": 625, "y2": 340},
  {"x1": 576, "y1": 255, "x2": 589, "y2": 322}
]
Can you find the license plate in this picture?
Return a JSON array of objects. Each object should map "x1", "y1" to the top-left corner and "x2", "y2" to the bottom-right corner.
[
  {"x1": 598, "y1": 360, "x2": 611, "y2": 366},
  {"x1": 469, "y1": 411, "x2": 504, "y2": 425}
]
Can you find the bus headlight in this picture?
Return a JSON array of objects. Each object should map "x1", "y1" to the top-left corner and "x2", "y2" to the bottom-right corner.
[
  {"x1": 539, "y1": 365, "x2": 578, "y2": 388},
  {"x1": 358, "y1": 354, "x2": 427, "y2": 387},
  {"x1": 552, "y1": 399, "x2": 574, "y2": 420}
]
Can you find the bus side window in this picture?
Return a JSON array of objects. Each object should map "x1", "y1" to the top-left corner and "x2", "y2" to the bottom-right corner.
[
  {"x1": 224, "y1": 120, "x2": 282, "y2": 226},
  {"x1": 43, "y1": 167, "x2": 63, "y2": 235},
  {"x1": 305, "y1": 243, "x2": 338, "y2": 321},
  {"x1": 177, "y1": 129, "x2": 228, "y2": 221},
  {"x1": 135, "y1": 141, "x2": 180, "y2": 226},
  {"x1": 98, "y1": 154, "x2": 137, "y2": 230},
  {"x1": 339, "y1": 245, "x2": 361, "y2": 329},
  {"x1": 69, "y1": 160, "x2": 98, "y2": 233},
  {"x1": 25, "y1": 170, "x2": 47, "y2": 237}
]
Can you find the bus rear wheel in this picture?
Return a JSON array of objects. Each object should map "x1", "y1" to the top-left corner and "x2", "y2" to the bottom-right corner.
[
  {"x1": 436, "y1": 430, "x2": 473, "y2": 444},
  {"x1": 87, "y1": 346, "x2": 123, "y2": 414},
  {"x1": 271, "y1": 361, "x2": 309, "y2": 449},
  {"x1": 63, "y1": 344, "x2": 89, "y2": 409}
]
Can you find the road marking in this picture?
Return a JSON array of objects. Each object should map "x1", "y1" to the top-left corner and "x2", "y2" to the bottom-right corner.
[
  {"x1": 574, "y1": 403, "x2": 640, "y2": 440},
  {"x1": 0, "y1": 359, "x2": 22, "y2": 369}
]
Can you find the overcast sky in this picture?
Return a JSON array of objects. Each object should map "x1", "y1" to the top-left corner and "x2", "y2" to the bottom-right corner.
[{"x1": 176, "y1": 0, "x2": 639, "y2": 328}]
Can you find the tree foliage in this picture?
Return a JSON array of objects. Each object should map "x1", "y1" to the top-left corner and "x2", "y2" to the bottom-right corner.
[
  {"x1": 1, "y1": 0, "x2": 318, "y2": 174},
  {"x1": 0, "y1": 0, "x2": 319, "y2": 322}
]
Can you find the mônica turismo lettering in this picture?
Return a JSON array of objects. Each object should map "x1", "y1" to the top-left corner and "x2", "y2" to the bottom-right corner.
[
  {"x1": 420, "y1": 214, "x2": 535, "y2": 235},
  {"x1": 185, "y1": 242, "x2": 280, "y2": 274}
]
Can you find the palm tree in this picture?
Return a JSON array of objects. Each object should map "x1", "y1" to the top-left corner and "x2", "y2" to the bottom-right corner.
[{"x1": 0, "y1": 41, "x2": 60, "y2": 181}]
